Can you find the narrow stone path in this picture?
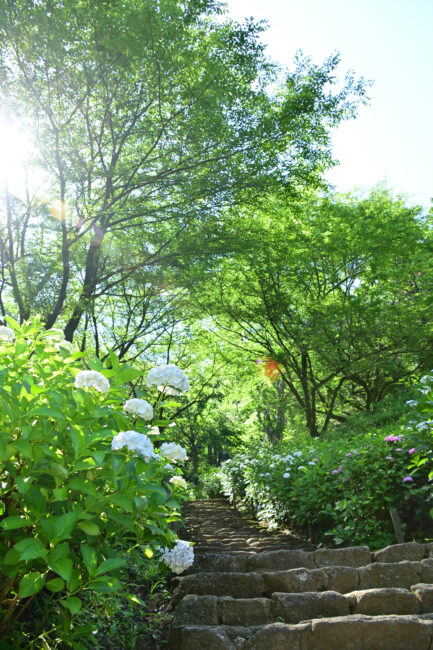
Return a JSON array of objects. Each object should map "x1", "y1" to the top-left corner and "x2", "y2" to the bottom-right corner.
[{"x1": 169, "y1": 499, "x2": 433, "y2": 649}]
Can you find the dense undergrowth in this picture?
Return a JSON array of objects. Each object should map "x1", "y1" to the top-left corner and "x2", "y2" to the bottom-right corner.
[
  {"x1": 203, "y1": 380, "x2": 433, "y2": 550},
  {"x1": 0, "y1": 319, "x2": 191, "y2": 648}
]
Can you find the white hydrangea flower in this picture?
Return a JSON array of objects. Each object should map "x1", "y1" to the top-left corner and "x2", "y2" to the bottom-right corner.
[
  {"x1": 293, "y1": 451, "x2": 302, "y2": 457},
  {"x1": 147, "y1": 426, "x2": 160, "y2": 436},
  {"x1": 160, "y1": 540, "x2": 194, "y2": 574},
  {"x1": 46, "y1": 329, "x2": 64, "y2": 343},
  {"x1": 420, "y1": 375, "x2": 433, "y2": 384},
  {"x1": 111, "y1": 430, "x2": 158, "y2": 461},
  {"x1": 405, "y1": 400, "x2": 418, "y2": 407},
  {"x1": 123, "y1": 398, "x2": 153, "y2": 420},
  {"x1": 75, "y1": 370, "x2": 109, "y2": 393},
  {"x1": 0, "y1": 326, "x2": 14, "y2": 343},
  {"x1": 416, "y1": 421, "x2": 431, "y2": 431},
  {"x1": 169, "y1": 475, "x2": 187, "y2": 489},
  {"x1": 418, "y1": 387, "x2": 430, "y2": 395},
  {"x1": 146, "y1": 364, "x2": 189, "y2": 395},
  {"x1": 57, "y1": 339, "x2": 75, "y2": 354},
  {"x1": 283, "y1": 472, "x2": 291, "y2": 478},
  {"x1": 298, "y1": 465, "x2": 306, "y2": 470},
  {"x1": 159, "y1": 442, "x2": 188, "y2": 462}
]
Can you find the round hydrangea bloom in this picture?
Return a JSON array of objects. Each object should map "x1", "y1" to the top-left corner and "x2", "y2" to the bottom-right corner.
[
  {"x1": 146, "y1": 364, "x2": 189, "y2": 395},
  {"x1": 0, "y1": 326, "x2": 14, "y2": 343},
  {"x1": 111, "y1": 430, "x2": 157, "y2": 461},
  {"x1": 283, "y1": 472, "x2": 291, "y2": 478},
  {"x1": 75, "y1": 370, "x2": 109, "y2": 393},
  {"x1": 123, "y1": 398, "x2": 153, "y2": 420},
  {"x1": 169, "y1": 475, "x2": 187, "y2": 489},
  {"x1": 160, "y1": 540, "x2": 194, "y2": 574},
  {"x1": 159, "y1": 442, "x2": 188, "y2": 462},
  {"x1": 57, "y1": 339, "x2": 75, "y2": 354}
]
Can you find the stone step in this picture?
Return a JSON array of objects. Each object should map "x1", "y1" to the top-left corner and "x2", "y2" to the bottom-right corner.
[
  {"x1": 189, "y1": 543, "x2": 433, "y2": 575},
  {"x1": 173, "y1": 560, "x2": 433, "y2": 600},
  {"x1": 170, "y1": 615, "x2": 433, "y2": 649},
  {"x1": 183, "y1": 545, "x2": 433, "y2": 579},
  {"x1": 173, "y1": 585, "x2": 433, "y2": 628}
]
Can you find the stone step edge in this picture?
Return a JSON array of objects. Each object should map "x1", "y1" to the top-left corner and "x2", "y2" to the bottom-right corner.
[
  {"x1": 190, "y1": 542, "x2": 433, "y2": 572},
  {"x1": 170, "y1": 614, "x2": 433, "y2": 650},
  {"x1": 173, "y1": 584, "x2": 433, "y2": 627},
  {"x1": 172, "y1": 560, "x2": 433, "y2": 601}
]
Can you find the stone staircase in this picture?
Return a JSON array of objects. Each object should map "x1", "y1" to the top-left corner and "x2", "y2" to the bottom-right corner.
[{"x1": 169, "y1": 500, "x2": 433, "y2": 649}]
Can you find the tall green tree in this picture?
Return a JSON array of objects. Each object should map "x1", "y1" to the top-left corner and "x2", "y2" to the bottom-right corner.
[
  {"x1": 186, "y1": 189, "x2": 433, "y2": 436},
  {"x1": 0, "y1": 0, "x2": 366, "y2": 346}
]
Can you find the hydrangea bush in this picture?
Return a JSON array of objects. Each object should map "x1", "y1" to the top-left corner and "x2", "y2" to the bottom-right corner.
[
  {"x1": 218, "y1": 379, "x2": 433, "y2": 548},
  {"x1": 0, "y1": 317, "x2": 192, "y2": 644}
]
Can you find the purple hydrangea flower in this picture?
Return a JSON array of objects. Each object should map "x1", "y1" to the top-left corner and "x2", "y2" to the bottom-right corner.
[
  {"x1": 384, "y1": 435, "x2": 403, "y2": 442},
  {"x1": 403, "y1": 476, "x2": 414, "y2": 483}
]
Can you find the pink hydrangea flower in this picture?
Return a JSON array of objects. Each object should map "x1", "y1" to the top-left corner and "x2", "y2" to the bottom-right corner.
[
  {"x1": 408, "y1": 448, "x2": 416, "y2": 454},
  {"x1": 384, "y1": 435, "x2": 403, "y2": 442}
]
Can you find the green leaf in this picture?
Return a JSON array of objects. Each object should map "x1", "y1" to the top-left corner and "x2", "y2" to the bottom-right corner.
[
  {"x1": 28, "y1": 406, "x2": 66, "y2": 420},
  {"x1": 18, "y1": 572, "x2": 46, "y2": 599},
  {"x1": 14, "y1": 538, "x2": 48, "y2": 561},
  {"x1": 48, "y1": 557, "x2": 73, "y2": 582},
  {"x1": 121, "y1": 592, "x2": 146, "y2": 607},
  {"x1": 88, "y1": 576, "x2": 120, "y2": 593},
  {"x1": 48, "y1": 463, "x2": 68, "y2": 480},
  {"x1": 61, "y1": 596, "x2": 82, "y2": 615},
  {"x1": 95, "y1": 557, "x2": 126, "y2": 576},
  {"x1": 77, "y1": 520, "x2": 100, "y2": 536},
  {"x1": 110, "y1": 494, "x2": 133, "y2": 512},
  {"x1": 80, "y1": 544, "x2": 98, "y2": 575},
  {"x1": 0, "y1": 516, "x2": 30, "y2": 530},
  {"x1": 41, "y1": 511, "x2": 79, "y2": 542},
  {"x1": 46, "y1": 577, "x2": 65, "y2": 593},
  {"x1": 68, "y1": 478, "x2": 97, "y2": 496}
]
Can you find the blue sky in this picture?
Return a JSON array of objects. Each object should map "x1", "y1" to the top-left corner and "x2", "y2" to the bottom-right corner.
[{"x1": 224, "y1": 0, "x2": 432, "y2": 210}]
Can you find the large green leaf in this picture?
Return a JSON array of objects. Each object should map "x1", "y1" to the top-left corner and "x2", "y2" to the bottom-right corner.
[
  {"x1": 0, "y1": 516, "x2": 31, "y2": 530},
  {"x1": 18, "y1": 572, "x2": 46, "y2": 599},
  {"x1": 14, "y1": 538, "x2": 48, "y2": 561}
]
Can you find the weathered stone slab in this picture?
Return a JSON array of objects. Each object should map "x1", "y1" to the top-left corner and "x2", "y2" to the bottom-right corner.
[
  {"x1": 175, "y1": 572, "x2": 265, "y2": 599},
  {"x1": 314, "y1": 546, "x2": 370, "y2": 568},
  {"x1": 246, "y1": 550, "x2": 314, "y2": 572},
  {"x1": 219, "y1": 597, "x2": 272, "y2": 626},
  {"x1": 347, "y1": 588, "x2": 419, "y2": 615},
  {"x1": 310, "y1": 565, "x2": 359, "y2": 593},
  {"x1": 374, "y1": 543, "x2": 426, "y2": 564},
  {"x1": 272, "y1": 590, "x2": 349, "y2": 624},
  {"x1": 305, "y1": 615, "x2": 433, "y2": 650},
  {"x1": 190, "y1": 552, "x2": 244, "y2": 573},
  {"x1": 358, "y1": 561, "x2": 420, "y2": 589},
  {"x1": 262, "y1": 568, "x2": 318, "y2": 594},
  {"x1": 174, "y1": 594, "x2": 218, "y2": 626},
  {"x1": 411, "y1": 583, "x2": 433, "y2": 614},
  {"x1": 169, "y1": 625, "x2": 236, "y2": 650},
  {"x1": 420, "y1": 558, "x2": 433, "y2": 583},
  {"x1": 242, "y1": 622, "x2": 303, "y2": 650}
]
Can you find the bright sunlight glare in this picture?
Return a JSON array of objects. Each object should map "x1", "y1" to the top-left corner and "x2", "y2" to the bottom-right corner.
[{"x1": 0, "y1": 110, "x2": 35, "y2": 195}]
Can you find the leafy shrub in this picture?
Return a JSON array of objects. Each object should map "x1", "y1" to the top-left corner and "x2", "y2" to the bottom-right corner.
[
  {"x1": 219, "y1": 380, "x2": 433, "y2": 549},
  {"x1": 0, "y1": 318, "x2": 189, "y2": 646},
  {"x1": 197, "y1": 468, "x2": 223, "y2": 499}
]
